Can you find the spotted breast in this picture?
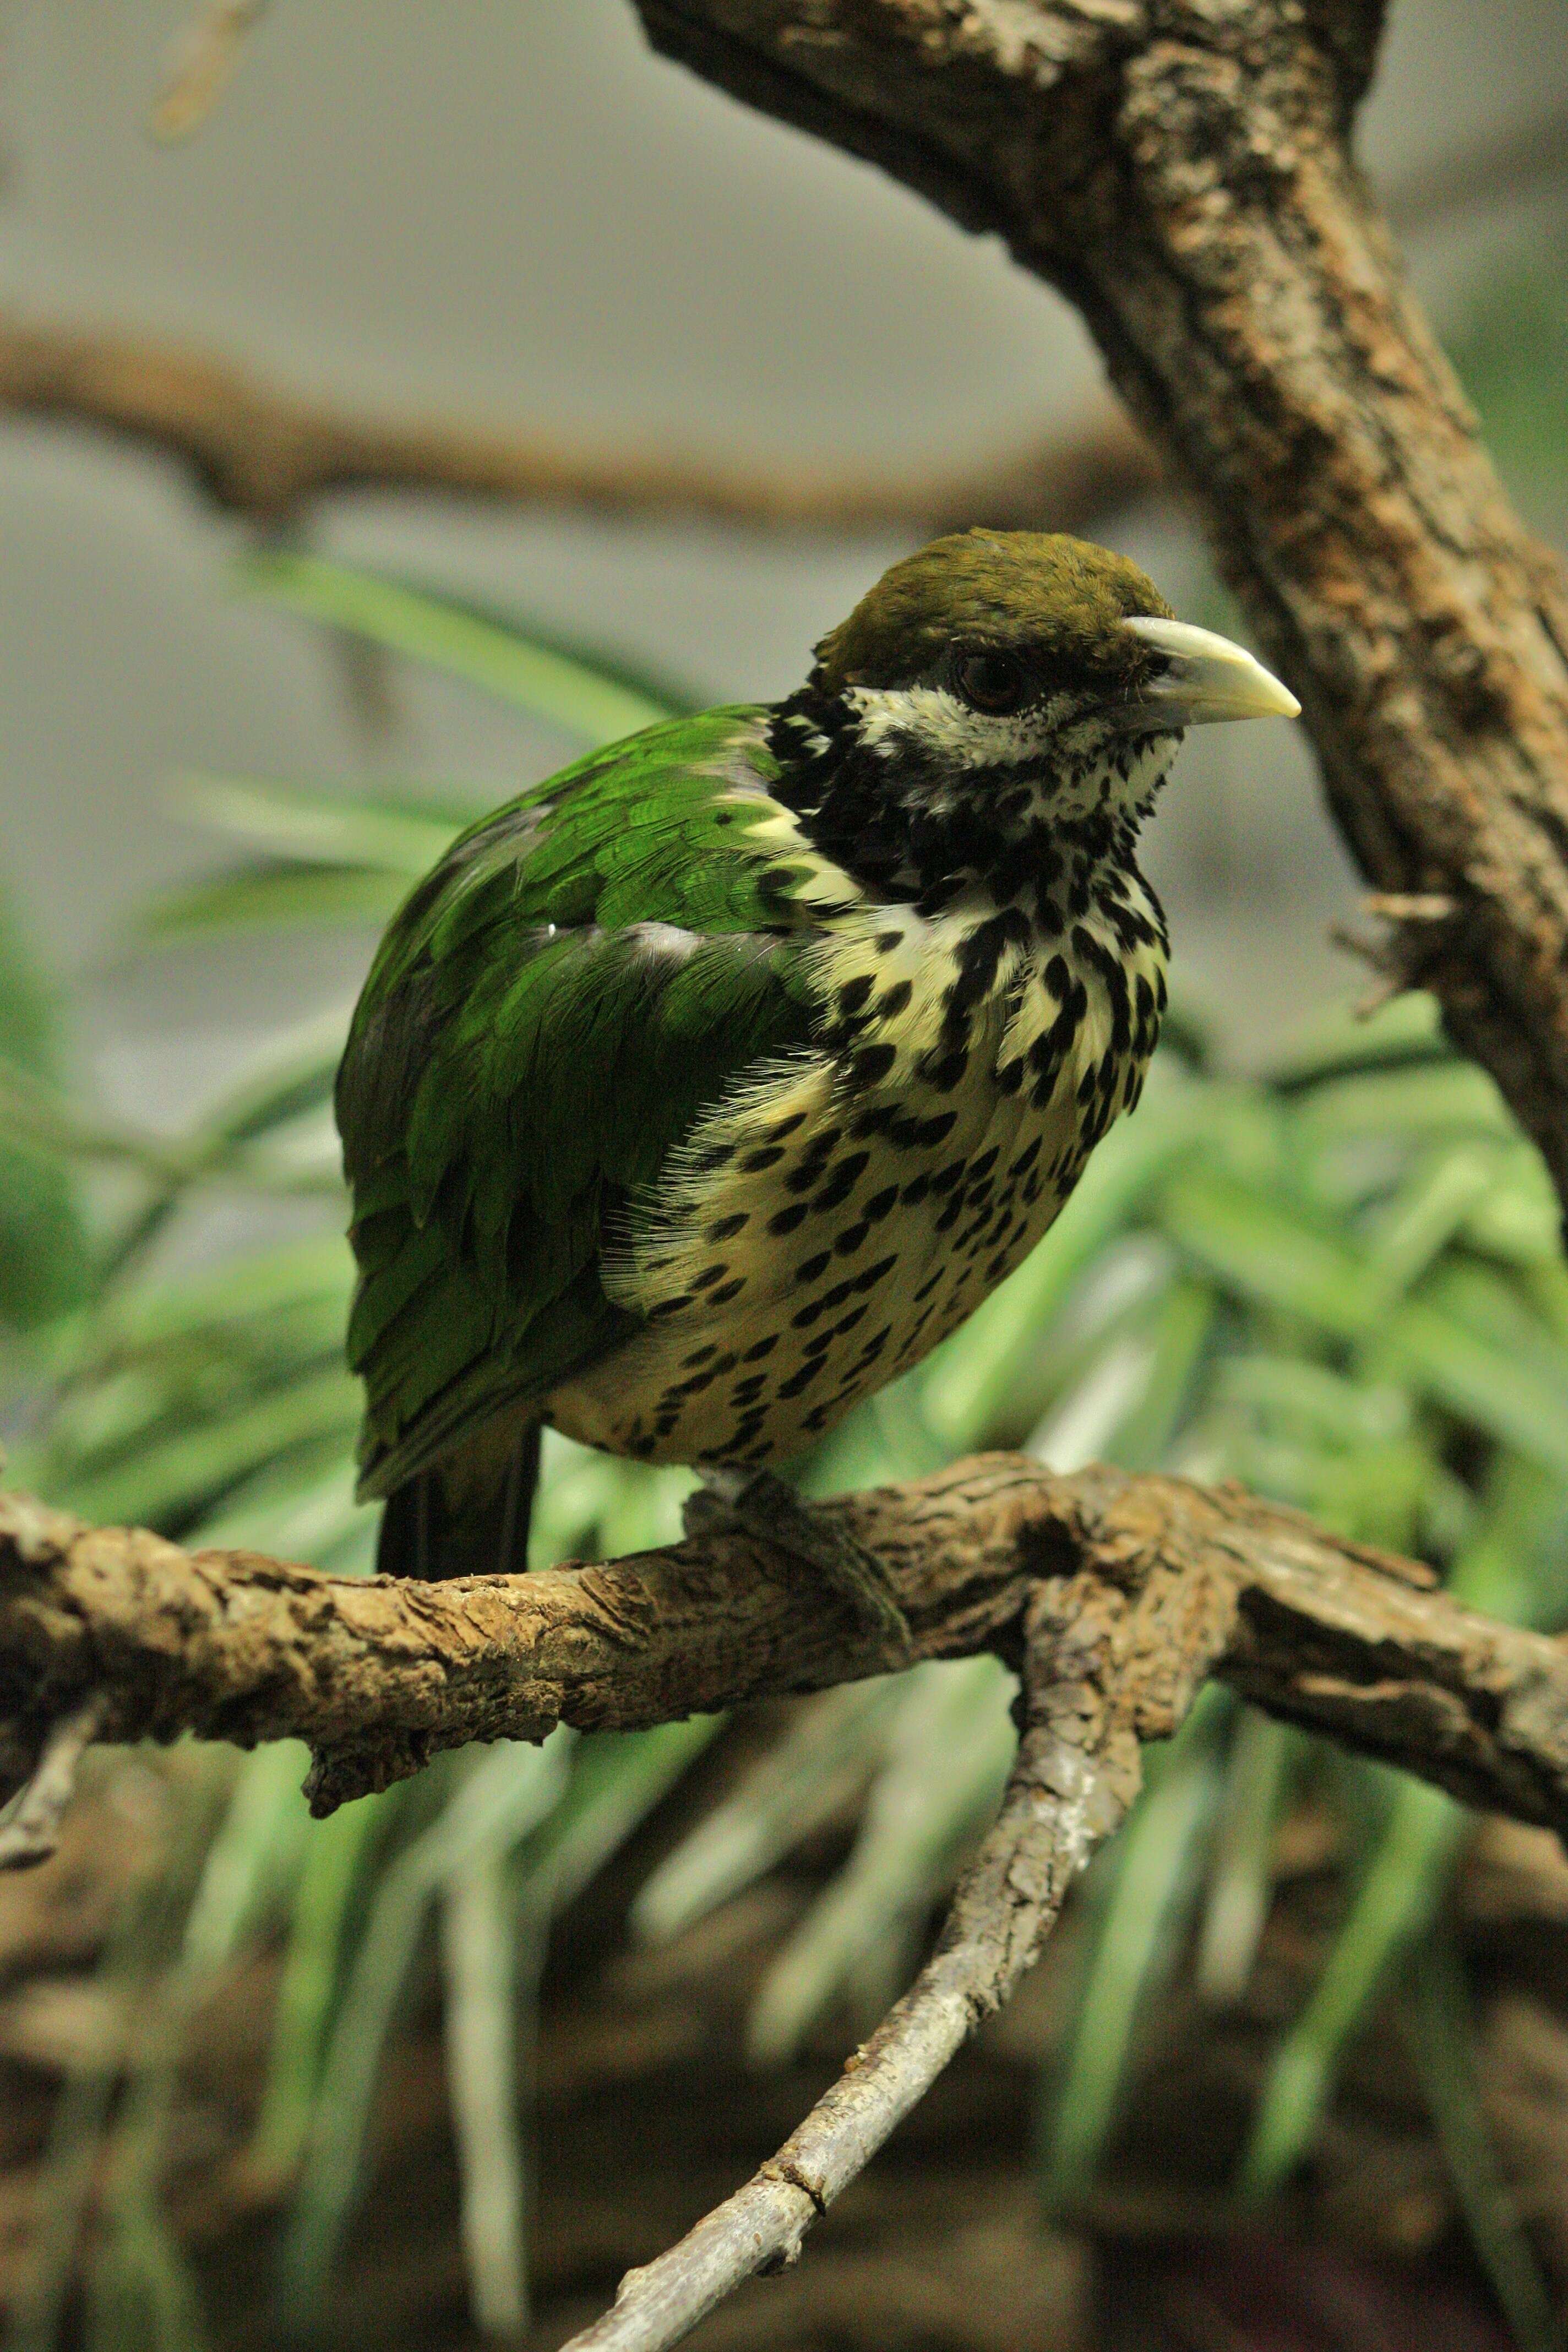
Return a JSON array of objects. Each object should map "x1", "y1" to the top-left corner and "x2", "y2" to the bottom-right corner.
[{"x1": 545, "y1": 844, "x2": 1168, "y2": 1469}]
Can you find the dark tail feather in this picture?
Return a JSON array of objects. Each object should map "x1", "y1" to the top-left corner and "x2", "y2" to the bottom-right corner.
[{"x1": 375, "y1": 1425, "x2": 541, "y2": 1581}]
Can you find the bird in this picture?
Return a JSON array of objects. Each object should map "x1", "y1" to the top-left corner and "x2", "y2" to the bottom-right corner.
[{"x1": 335, "y1": 528, "x2": 1297, "y2": 1645}]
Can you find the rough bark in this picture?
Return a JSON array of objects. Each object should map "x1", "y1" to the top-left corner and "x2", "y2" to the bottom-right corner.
[
  {"x1": 627, "y1": 0, "x2": 1568, "y2": 1213},
  {"x1": 5, "y1": 1462, "x2": 1568, "y2": 1834}
]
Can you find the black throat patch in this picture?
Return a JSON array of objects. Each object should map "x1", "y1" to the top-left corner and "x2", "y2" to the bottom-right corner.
[{"x1": 765, "y1": 684, "x2": 1168, "y2": 954}]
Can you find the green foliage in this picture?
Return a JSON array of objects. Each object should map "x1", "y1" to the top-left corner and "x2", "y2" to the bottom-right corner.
[
  {"x1": 15, "y1": 557, "x2": 1568, "y2": 2346},
  {"x1": 1449, "y1": 262, "x2": 1568, "y2": 524},
  {"x1": 0, "y1": 885, "x2": 90, "y2": 1335}
]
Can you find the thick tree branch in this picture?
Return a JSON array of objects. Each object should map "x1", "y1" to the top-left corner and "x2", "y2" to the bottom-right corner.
[
  {"x1": 626, "y1": 0, "x2": 1568, "y2": 1217},
  {"x1": 4, "y1": 1460, "x2": 1567, "y2": 1831},
  {"x1": 9, "y1": 1457, "x2": 1568, "y2": 2343}
]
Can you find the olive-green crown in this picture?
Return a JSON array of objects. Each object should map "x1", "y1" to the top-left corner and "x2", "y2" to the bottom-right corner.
[{"x1": 813, "y1": 529, "x2": 1175, "y2": 693}]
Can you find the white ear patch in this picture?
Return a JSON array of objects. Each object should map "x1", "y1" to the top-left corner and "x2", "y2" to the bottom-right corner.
[{"x1": 842, "y1": 684, "x2": 1048, "y2": 772}]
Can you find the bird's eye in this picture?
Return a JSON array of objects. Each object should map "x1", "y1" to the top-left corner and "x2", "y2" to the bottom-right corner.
[{"x1": 953, "y1": 649, "x2": 1028, "y2": 716}]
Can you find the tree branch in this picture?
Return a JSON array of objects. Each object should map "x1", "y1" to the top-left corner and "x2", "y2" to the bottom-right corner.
[
  {"x1": 1, "y1": 107, "x2": 1559, "y2": 534},
  {"x1": 0, "y1": 311, "x2": 1155, "y2": 534},
  {"x1": 8, "y1": 1457, "x2": 1568, "y2": 2338},
  {"x1": 4, "y1": 1461, "x2": 1567, "y2": 1830},
  {"x1": 626, "y1": 0, "x2": 1568, "y2": 1218},
  {"x1": 561, "y1": 1574, "x2": 1151, "y2": 2352}
]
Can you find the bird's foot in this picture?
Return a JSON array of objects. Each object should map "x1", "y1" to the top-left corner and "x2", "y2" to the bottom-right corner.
[{"x1": 686, "y1": 1467, "x2": 914, "y2": 1665}]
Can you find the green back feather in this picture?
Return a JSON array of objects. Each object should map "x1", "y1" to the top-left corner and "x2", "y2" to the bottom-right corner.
[{"x1": 335, "y1": 708, "x2": 829, "y2": 1495}]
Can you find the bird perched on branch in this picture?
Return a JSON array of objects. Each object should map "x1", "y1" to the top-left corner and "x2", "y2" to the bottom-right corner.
[{"x1": 336, "y1": 530, "x2": 1297, "y2": 1645}]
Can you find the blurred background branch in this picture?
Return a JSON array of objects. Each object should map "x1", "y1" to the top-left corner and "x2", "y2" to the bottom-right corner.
[{"x1": 0, "y1": 107, "x2": 1560, "y2": 534}]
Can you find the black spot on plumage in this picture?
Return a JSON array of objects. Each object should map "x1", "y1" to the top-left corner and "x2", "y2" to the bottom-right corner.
[
  {"x1": 707, "y1": 1277, "x2": 745, "y2": 1305},
  {"x1": 918, "y1": 1111, "x2": 957, "y2": 1147},
  {"x1": 731, "y1": 1374, "x2": 767, "y2": 1404},
  {"x1": 814, "y1": 1150, "x2": 870, "y2": 1211},
  {"x1": 875, "y1": 929, "x2": 903, "y2": 955},
  {"x1": 681, "y1": 1345, "x2": 717, "y2": 1369},
  {"x1": 901, "y1": 1172, "x2": 931, "y2": 1206},
  {"x1": 688, "y1": 1264, "x2": 727, "y2": 1291},
  {"x1": 689, "y1": 1141, "x2": 734, "y2": 1176},
  {"x1": 877, "y1": 979, "x2": 913, "y2": 1019},
  {"x1": 706, "y1": 1213, "x2": 749, "y2": 1243},
  {"x1": 852, "y1": 1042, "x2": 897, "y2": 1088},
  {"x1": 769, "y1": 1202, "x2": 810, "y2": 1236},
  {"x1": 970, "y1": 1147, "x2": 999, "y2": 1182},
  {"x1": 795, "y1": 1250, "x2": 832, "y2": 1285},
  {"x1": 922, "y1": 1048, "x2": 969, "y2": 1093},
  {"x1": 834, "y1": 1221, "x2": 869, "y2": 1257},
  {"x1": 863, "y1": 1185, "x2": 898, "y2": 1223},
  {"x1": 837, "y1": 973, "x2": 875, "y2": 1019},
  {"x1": 743, "y1": 1334, "x2": 780, "y2": 1362},
  {"x1": 739, "y1": 1144, "x2": 785, "y2": 1173},
  {"x1": 996, "y1": 1057, "x2": 1025, "y2": 1095},
  {"x1": 929, "y1": 1159, "x2": 968, "y2": 1197},
  {"x1": 1011, "y1": 1136, "x2": 1042, "y2": 1177},
  {"x1": 776, "y1": 1358, "x2": 827, "y2": 1400},
  {"x1": 851, "y1": 1104, "x2": 894, "y2": 1139},
  {"x1": 769, "y1": 1110, "x2": 808, "y2": 1141}
]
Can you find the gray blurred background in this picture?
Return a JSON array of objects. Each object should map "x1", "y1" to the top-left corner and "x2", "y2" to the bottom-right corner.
[{"x1": 1, "y1": 0, "x2": 1565, "y2": 1110}]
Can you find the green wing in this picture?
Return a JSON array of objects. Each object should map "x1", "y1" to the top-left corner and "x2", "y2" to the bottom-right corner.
[{"x1": 335, "y1": 707, "x2": 830, "y2": 1498}]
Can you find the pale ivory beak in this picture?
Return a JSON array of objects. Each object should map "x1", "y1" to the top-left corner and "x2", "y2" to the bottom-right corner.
[{"x1": 1120, "y1": 616, "x2": 1300, "y2": 728}]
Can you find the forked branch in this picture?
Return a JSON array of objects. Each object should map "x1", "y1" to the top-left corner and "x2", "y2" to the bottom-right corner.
[
  {"x1": 6, "y1": 1458, "x2": 1568, "y2": 2343},
  {"x1": 563, "y1": 1574, "x2": 1156, "y2": 2352}
]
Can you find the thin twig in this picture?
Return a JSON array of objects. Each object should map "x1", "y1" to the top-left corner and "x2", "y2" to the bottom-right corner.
[
  {"x1": 563, "y1": 1580, "x2": 1153, "y2": 2351},
  {"x1": 150, "y1": 0, "x2": 271, "y2": 144},
  {"x1": 0, "y1": 1695, "x2": 106, "y2": 1870}
]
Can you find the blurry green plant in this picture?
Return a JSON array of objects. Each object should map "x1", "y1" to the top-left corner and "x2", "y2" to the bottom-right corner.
[{"x1": 7, "y1": 539, "x2": 1568, "y2": 2352}]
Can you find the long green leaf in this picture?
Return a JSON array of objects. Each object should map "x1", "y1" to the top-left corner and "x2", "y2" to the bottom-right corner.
[
  {"x1": 1403, "y1": 1939, "x2": 1567, "y2": 2352},
  {"x1": 1236, "y1": 1455, "x2": 1563, "y2": 2199},
  {"x1": 633, "y1": 1684, "x2": 901, "y2": 1947},
  {"x1": 1238, "y1": 1771, "x2": 1465, "y2": 2200},
  {"x1": 1195, "y1": 1712, "x2": 1299, "y2": 2007},
  {"x1": 277, "y1": 1735, "x2": 573, "y2": 2326},
  {"x1": 242, "y1": 552, "x2": 672, "y2": 741},
  {"x1": 440, "y1": 1859, "x2": 530, "y2": 2339},
  {"x1": 1039, "y1": 1688, "x2": 1228, "y2": 2209},
  {"x1": 747, "y1": 1660, "x2": 1016, "y2": 2064}
]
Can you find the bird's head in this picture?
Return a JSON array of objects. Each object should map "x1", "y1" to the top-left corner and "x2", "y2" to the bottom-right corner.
[{"x1": 775, "y1": 530, "x2": 1297, "y2": 895}]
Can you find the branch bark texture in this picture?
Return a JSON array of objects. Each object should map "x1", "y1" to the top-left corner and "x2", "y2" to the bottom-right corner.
[
  {"x1": 629, "y1": 0, "x2": 1568, "y2": 1213},
  {"x1": 5, "y1": 1460, "x2": 1568, "y2": 1830}
]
